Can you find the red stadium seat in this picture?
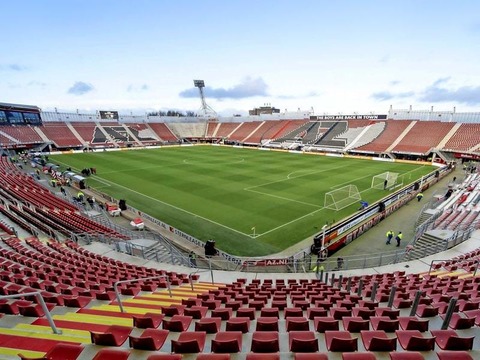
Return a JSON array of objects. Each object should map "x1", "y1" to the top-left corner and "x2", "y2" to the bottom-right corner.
[
  {"x1": 246, "y1": 354, "x2": 280, "y2": 360},
  {"x1": 146, "y1": 355, "x2": 182, "y2": 360},
  {"x1": 360, "y1": 330, "x2": 397, "y2": 351},
  {"x1": 342, "y1": 316, "x2": 370, "y2": 332},
  {"x1": 288, "y1": 330, "x2": 319, "y2": 352},
  {"x1": 162, "y1": 315, "x2": 192, "y2": 332},
  {"x1": 389, "y1": 351, "x2": 424, "y2": 360},
  {"x1": 286, "y1": 316, "x2": 310, "y2": 332},
  {"x1": 90, "y1": 325, "x2": 132, "y2": 346},
  {"x1": 294, "y1": 354, "x2": 329, "y2": 360},
  {"x1": 324, "y1": 330, "x2": 358, "y2": 352},
  {"x1": 92, "y1": 348, "x2": 131, "y2": 360},
  {"x1": 370, "y1": 316, "x2": 399, "y2": 332},
  {"x1": 342, "y1": 353, "x2": 377, "y2": 360},
  {"x1": 18, "y1": 343, "x2": 84, "y2": 360},
  {"x1": 430, "y1": 330, "x2": 474, "y2": 351},
  {"x1": 132, "y1": 313, "x2": 164, "y2": 329},
  {"x1": 211, "y1": 331, "x2": 243, "y2": 353},
  {"x1": 314, "y1": 317, "x2": 339, "y2": 333},
  {"x1": 255, "y1": 317, "x2": 279, "y2": 331},
  {"x1": 225, "y1": 317, "x2": 251, "y2": 333},
  {"x1": 128, "y1": 328, "x2": 169, "y2": 351},
  {"x1": 250, "y1": 331, "x2": 280, "y2": 353},
  {"x1": 399, "y1": 316, "x2": 429, "y2": 332},
  {"x1": 436, "y1": 350, "x2": 474, "y2": 360},
  {"x1": 396, "y1": 330, "x2": 436, "y2": 351},
  {"x1": 171, "y1": 331, "x2": 206, "y2": 353},
  {"x1": 195, "y1": 317, "x2": 222, "y2": 333},
  {"x1": 196, "y1": 354, "x2": 231, "y2": 360}
]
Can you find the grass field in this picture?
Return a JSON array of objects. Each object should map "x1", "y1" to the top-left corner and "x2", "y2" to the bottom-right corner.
[{"x1": 50, "y1": 146, "x2": 434, "y2": 256}]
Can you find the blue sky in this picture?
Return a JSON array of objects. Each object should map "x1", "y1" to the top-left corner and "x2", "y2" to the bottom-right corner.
[{"x1": 2, "y1": 0, "x2": 480, "y2": 116}]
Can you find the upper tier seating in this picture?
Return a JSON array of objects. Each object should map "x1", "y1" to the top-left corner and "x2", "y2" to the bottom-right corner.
[
  {"x1": 206, "y1": 122, "x2": 219, "y2": 137},
  {"x1": 168, "y1": 123, "x2": 206, "y2": 138},
  {"x1": 242, "y1": 121, "x2": 284, "y2": 144},
  {"x1": 442, "y1": 123, "x2": 480, "y2": 152},
  {"x1": 392, "y1": 121, "x2": 456, "y2": 154},
  {"x1": 355, "y1": 120, "x2": 413, "y2": 153},
  {"x1": 38, "y1": 122, "x2": 83, "y2": 147},
  {"x1": 69, "y1": 122, "x2": 97, "y2": 145},
  {"x1": 229, "y1": 121, "x2": 264, "y2": 142},
  {"x1": 215, "y1": 123, "x2": 242, "y2": 138},
  {"x1": 148, "y1": 123, "x2": 179, "y2": 142},
  {"x1": 126, "y1": 123, "x2": 160, "y2": 145},
  {"x1": 0, "y1": 125, "x2": 43, "y2": 144}
]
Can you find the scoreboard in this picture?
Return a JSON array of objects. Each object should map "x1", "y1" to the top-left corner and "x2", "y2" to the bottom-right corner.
[{"x1": 99, "y1": 111, "x2": 119, "y2": 120}]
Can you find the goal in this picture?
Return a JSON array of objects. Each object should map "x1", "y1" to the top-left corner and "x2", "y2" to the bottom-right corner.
[
  {"x1": 324, "y1": 184, "x2": 362, "y2": 211},
  {"x1": 371, "y1": 172, "x2": 399, "y2": 190}
]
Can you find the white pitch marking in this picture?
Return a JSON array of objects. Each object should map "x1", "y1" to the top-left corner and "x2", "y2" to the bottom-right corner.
[{"x1": 245, "y1": 163, "x2": 351, "y2": 191}]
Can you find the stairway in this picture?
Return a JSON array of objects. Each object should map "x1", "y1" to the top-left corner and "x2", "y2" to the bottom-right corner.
[
  {"x1": 143, "y1": 241, "x2": 186, "y2": 265},
  {"x1": 406, "y1": 230, "x2": 451, "y2": 260},
  {"x1": 415, "y1": 209, "x2": 436, "y2": 228}
]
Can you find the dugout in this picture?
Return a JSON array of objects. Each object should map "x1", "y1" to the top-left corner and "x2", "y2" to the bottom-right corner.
[{"x1": 71, "y1": 175, "x2": 86, "y2": 189}]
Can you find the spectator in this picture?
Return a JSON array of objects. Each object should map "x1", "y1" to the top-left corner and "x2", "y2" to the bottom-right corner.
[
  {"x1": 336, "y1": 257, "x2": 344, "y2": 270},
  {"x1": 395, "y1": 232, "x2": 403, "y2": 247},
  {"x1": 386, "y1": 230, "x2": 394, "y2": 245},
  {"x1": 444, "y1": 188, "x2": 453, "y2": 200},
  {"x1": 189, "y1": 251, "x2": 197, "y2": 267},
  {"x1": 416, "y1": 192, "x2": 423, "y2": 202},
  {"x1": 358, "y1": 200, "x2": 368, "y2": 210}
]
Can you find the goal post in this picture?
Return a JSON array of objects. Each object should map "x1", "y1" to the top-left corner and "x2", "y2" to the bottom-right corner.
[
  {"x1": 324, "y1": 184, "x2": 362, "y2": 211},
  {"x1": 371, "y1": 172, "x2": 399, "y2": 190}
]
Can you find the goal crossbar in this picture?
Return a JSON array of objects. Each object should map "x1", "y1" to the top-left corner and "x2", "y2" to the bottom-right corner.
[
  {"x1": 324, "y1": 184, "x2": 361, "y2": 211},
  {"x1": 371, "y1": 172, "x2": 399, "y2": 190}
]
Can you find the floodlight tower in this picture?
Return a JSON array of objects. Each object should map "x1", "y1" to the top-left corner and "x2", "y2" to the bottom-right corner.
[{"x1": 193, "y1": 80, "x2": 217, "y2": 120}]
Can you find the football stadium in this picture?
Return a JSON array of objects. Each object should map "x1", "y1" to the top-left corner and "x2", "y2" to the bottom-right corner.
[
  {"x1": 2, "y1": 1, "x2": 480, "y2": 358},
  {"x1": 0, "y1": 103, "x2": 479, "y2": 360}
]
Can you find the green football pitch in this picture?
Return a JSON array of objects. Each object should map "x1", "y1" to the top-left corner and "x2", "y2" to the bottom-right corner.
[{"x1": 50, "y1": 146, "x2": 434, "y2": 256}]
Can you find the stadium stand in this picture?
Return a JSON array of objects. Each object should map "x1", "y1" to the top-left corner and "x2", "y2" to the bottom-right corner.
[
  {"x1": 229, "y1": 121, "x2": 264, "y2": 143},
  {"x1": 205, "y1": 121, "x2": 219, "y2": 138},
  {"x1": 126, "y1": 123, "x2": 161, "y2": 145},
  {"x1": 69, "y1": 122, "x2": 98, "y2": 146},
  {"x1": 167, "y1": 122, "x2": 206, "y2": 139},
  {"x1": 37, "y1": 122, "x2": 84, "y2": 148},
  {"x1": 391, "y1": 121, "x2": 456, "y2": 155},
  {"x1": 147, "y1": 123, "x2": 179, "y2": 142},
  {"x1": 0, "y1": 125, "x2": 43, "y2": 145},
  {"x1": 442, "y1": 123, "x2": 480, "y2": 152},
  {"x1": 242, "y1": 121, "x2": 280, "y2": 144},
  {"x1": 354, "y1": 120, "x2": 413, "y2": 154},
  {"x1": 215, "y1": 122, "x2": 243, "y2": 139},
  {"x1": 0, "y1": 110, "x2": 480, "y2": 358}
]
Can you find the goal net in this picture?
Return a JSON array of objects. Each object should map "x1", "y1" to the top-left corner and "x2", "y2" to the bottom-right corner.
[
  {"x1": 371, "y1": 172, "x2": 399, "y2": 190},
  {"x1": 324, "y1": 185, "x2": 362, "y2": 211}
]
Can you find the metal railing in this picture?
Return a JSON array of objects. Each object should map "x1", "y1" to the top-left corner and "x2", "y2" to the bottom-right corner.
[
  {"x1": 0, "y1": 292, "x2": 61, "y2": 334},
  {"x1": 188, "y1": 267, "x2": 215, "y2": 290},
  {"x1": 113, "y1": 275, "x2": 171, "y2": 313},
  {"x1": 427, "y1": 259, "x2": 479, "y2": 277}
]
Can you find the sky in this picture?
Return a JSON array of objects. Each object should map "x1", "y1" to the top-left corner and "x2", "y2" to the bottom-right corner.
[{"x1": 2, "y1": 0, "x2": 480, "y2": 116}]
